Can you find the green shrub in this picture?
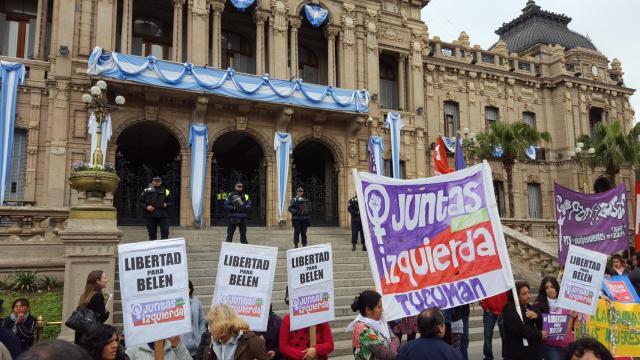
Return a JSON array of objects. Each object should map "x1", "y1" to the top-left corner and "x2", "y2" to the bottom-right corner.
[
  {"x1": 38, "y1": 276, "x2": 62, "y2": 291},
  {"x1": 9, "y1": 271, "x2": 40, "y2": 292}
]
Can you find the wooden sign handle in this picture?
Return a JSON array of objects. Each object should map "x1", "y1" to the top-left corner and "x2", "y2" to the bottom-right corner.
[
  {"x1": 309, "y1": 325, "x2": 317, "y2": 347},
  {"x1": 154, "y1": 340, "x2": 164, "y2": 360}
]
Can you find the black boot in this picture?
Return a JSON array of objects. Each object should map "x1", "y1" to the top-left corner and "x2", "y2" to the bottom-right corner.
[
  {"x1": 362, "y1": 245, "x2": 367, "y2": 251},
  {"x1": 352, "y1": 244, "x2": 356, "y2": 251},
  {"x1": 294, "y1": 243, "x2": 299, "y2": 248}
]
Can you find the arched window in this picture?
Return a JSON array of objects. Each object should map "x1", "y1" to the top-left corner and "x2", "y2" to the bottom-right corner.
[
  {"x1": 443, "y1": 101, "x2": 460, "y2": 137},
  {"x1": 379, "y1": 56, "x2": 398, "y2": 110},
  {"x1": 132, "y1": 17, "x2": 171, "y2": 60},
  {"x1": 589, "y1": 107, "x2": 604, "y2": 138},
  {"x1": 0, "y1": 0, "x2": 37, "y2": 58},
  {"x1": 299, "y1": 46, "x2": 319, "y2": 84},
  {"x1": 221, "y1": 31, "x2": 255, "y2": 74}
]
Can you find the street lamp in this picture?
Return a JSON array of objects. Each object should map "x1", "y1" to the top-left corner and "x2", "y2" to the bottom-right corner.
[{"x1": 82, "y1": 81, "x2": 125, "y2": 166}]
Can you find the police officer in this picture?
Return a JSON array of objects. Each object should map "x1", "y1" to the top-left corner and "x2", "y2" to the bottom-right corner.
[
  {"x1": 138, "y1": 176, "x2": 172, "y2": 240},
  {"x1": 288, "y1": 187, "x2": 311, "y2": 248},
  {"x1": 348, "y1": 194, "x2": 366, "y2": 251},
  {"x1": 224, "y1": 182, "x2": 251, "y2": 243}
]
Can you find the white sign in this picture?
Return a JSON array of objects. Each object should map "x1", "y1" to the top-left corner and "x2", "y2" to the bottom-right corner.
[
  {"x1": 557, "y1": 244, "x2": 607, "y2": 315},
  {"x1": 118, "y1": 238, "x2": 192, "y2": 346},
  {"x1": 212, "y1": 243, "x2": 278, "y2": 331},
  {"x1": 287, "y1": 244, "x2": 335, "y2": 331}
]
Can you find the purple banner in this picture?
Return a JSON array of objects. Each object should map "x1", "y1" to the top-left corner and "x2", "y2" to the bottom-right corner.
[
  {"x1": 542, "y1": 312, "x2": 571, "y2": 344},
  {"x1": 555, "y1": 183, "x2": 628, "y2": 265}
]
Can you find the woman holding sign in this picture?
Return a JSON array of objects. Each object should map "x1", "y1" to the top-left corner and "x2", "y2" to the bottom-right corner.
[
  {"x1": 532, "y1": 277, "x2": 576, "y2": 360},
  {"x1": 502, "y1": 281, "x2": 547, "y2": 360},
  {"x1": 347, "y1": 290, "x2": 398, "y2": 360}
]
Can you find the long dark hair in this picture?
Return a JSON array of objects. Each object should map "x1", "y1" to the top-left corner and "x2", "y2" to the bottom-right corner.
[
  {"x1": 536, "y1": 276, "x2": 560, "y2": 314},
  {"x1": 507, "y1": 281, "x2": 530, "y2": 304},
  {"x1": 351, "y1": 290, "x2": 381, "y2": 317},
  {"x1": 79, "y1": 324, "x2": 125, "y2": 360},
  {"x1": 79, "y1": 270, "x2": 104, "y2": 307}
]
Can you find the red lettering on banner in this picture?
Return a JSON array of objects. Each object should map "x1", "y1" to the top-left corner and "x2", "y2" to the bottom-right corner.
[{"x1": 380, "y1": 221, "x2": 502, "y2": 294}]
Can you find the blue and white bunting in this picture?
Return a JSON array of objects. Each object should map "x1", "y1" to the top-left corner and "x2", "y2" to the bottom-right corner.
[
  {"x1": 230, "y1": 0, "x2": 255, "y2": 11},
  {"x1": 525, "y1": 145, "x2": 537, "y2": 160},
  {"x1": 442, "y1": 136, "x2": 456, "y2": 153},
  {"x1": 304, "y1": 4, "x2": 329, "y2": 28},
  {"x1": 384, "y1": 112, "x2": 404, "y2": 179},
  {"x1": 367, "y1": 136, "x2": 384, "y2": 176},
  {"x1": 0, "y1": 61, "x2": 26, "y2": 206},
  {"x1": 274, "y1": 132, "x2": 292, "y2": 221},
  {"x1": 189, "y1": 124, "x2": 208, "y2": 224},
  {"x1": 87, "y1": 47, "x2": 368, "y2": 113},
  {"x1": 493, "y1": 145, "x2": 504, "y2": 158}
]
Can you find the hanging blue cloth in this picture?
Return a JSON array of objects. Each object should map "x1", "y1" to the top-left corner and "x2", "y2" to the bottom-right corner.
[
  {"x1": 304, "y1": 4, "x2": 328, "y2": 28},
  {"x1": 230, "y1": 0, "x2": 255, "y2": 11},
  {"x1": 0, "y1": 61, "x2": 26, "y2": 205}
]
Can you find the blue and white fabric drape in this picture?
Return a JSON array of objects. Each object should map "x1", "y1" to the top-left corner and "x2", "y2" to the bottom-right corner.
[
  {"x1": 0, "y1": 61, "x2": 26, "y2": 206},
  {"x1": 384, "y1": 112, "x2": 404, "y2": 179},
  {"x1": 230, "y1": 0, "x2": 255, "y2": 11},
  {"x1": 274, "y1": 132, "x2": 292, "y2": 221},
  {"x1": 304, "y1": 4, "x2": 328, "y2": 28},
  {"x1": 367, "y1": 136, "x2": 384, "y2": 176},
  {"x1": 87, "y1": 113, "x2": 112, "y2": 166},
  {"x1": 493, "y1": 145, "x2": 504, "y2": 158},
  {"x1": 442, "y1": 136, "x2": 455, "y2": 153},
  {"x1": 525, "y1": 145, "x2": 536, "y2": 160},
  {"x1": 189, "y1": 124, "x2": 208, "y2": 224},
  {"x1": 87, "y1": 47, "x2": 368, "y2": 113}
]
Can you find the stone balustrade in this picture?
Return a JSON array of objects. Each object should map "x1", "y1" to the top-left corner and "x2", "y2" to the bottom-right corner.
[
  {"x1": 0, "y1": 207, "x2": 69, "y2": 242},
  {"x1": 502, "y1": 218, "x2": 558, "y2": 248}
]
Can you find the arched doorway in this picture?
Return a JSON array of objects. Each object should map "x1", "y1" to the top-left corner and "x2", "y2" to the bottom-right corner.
[
  {"x1": 292, "y1": 141, "x2": 338, "y2": 226},
  {"x1": 114, "y1": 122, "x2": 181, "y2": 225},
  {"x1": 211, "y1": 132, "x2": 266, "y2": 226}
]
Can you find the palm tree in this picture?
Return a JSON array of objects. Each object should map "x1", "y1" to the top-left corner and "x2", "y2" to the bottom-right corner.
[
  {"x1": 575, "y1": 121, "x2": 640, "y2": 186},
  {"x1": 473, "y1": 122, "x2": 551, "y2": 218}
]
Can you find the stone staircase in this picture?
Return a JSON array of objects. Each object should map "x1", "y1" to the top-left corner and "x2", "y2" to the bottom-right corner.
[{"x1": 113, "y1": 225, "x2": 554, "y2": 358}]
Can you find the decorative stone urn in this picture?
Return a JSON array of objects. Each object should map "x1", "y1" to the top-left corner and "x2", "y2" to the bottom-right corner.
[{"x1": 69, "y1": 170, "x2": 120, "y2": 204}]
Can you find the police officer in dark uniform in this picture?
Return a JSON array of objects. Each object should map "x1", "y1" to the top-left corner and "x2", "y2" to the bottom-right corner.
[
  {"x1": 288, "y1": 187, "x2": 311, "y2": 248},
  {"x1": 138, "y1": 176, "x2": 172, "y2": 240},
  {"x1": 348, "y1": 194, "x2": 366, "y2": 251},
  {"x1": 224, "y1": 182, "x2": 251, "y2": 243}
]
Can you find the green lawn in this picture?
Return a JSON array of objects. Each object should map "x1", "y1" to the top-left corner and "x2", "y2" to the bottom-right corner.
[{"x1": 0, "y1": 290, "x2": 63, "y2": 340}]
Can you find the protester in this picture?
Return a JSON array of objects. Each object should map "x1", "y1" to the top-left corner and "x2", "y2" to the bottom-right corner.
[
  {"x1": 288, "y1": 187, "x2": 311, "y2": 248},
  {"x1": 609, "y1": 254, "x2": 629, "y2": 275},
  {"x1": 196, "y1": 304, "x2": 268, "y2": 360},
  {"x1": 449, "y1": 307, "x2": 463, "y2": 352},
  {"x1": 502, "y1": 281, "x2": 547, "y2": 360},
  {"x1": 125, "y1": 336, "x2": 191, "y2": 360},
  {"x1": 396, "y1": 309, "x2": 462, "y2": 360},
  {"x1": 254, "y1": 306, "x2": 282, "y2": 360},
  {"x1": 181, "y1": 281, "x2": 207, "y2": 356},
  {"x1": 224, "y1": 182, "x2": 251, "y2": 244},
  {"x1": 347, "y1": 290, "x2": 397, "y2": 360},
  {"x1": 629, "y1": 268, "x2": 640, "y2": 295},
  {"x1": 78, "y1": 324, "x2": 126, "y2": 360},
  {"x1": 280, "y1": 288, "x2": 333, "y2": 360},
  {"x1": 74, "y1": 270, "x2": 110, "y2": 344},
  {"x1": 0, "y1": 341, "x2": 11, "y2": 360},
  {"x1": 347, "y1": 195, "x2": 365, "y2": 252},
  {"x1": 17, "y1": 340, "x2": 91, "y2": 360},
  {"x1": 561, "y1": 337, "x2": 614, "y2": 360},
  {"x1": 479, "y1": 291, "x2": 507, "y2": 360},
  {"x1": 631, "y1": 253, "x2": 640, "y2": 270},
  {"x1": 532, "y1": 277, "x2": 576, "y2": 360},
  {"x1": 388, "y1": 316, "x2": 416, "y2": 345},
  {"x1": 138, "y1": 176, "x2": 173, "y2": 240},
  {"x1": 0, "y1": 328, "x2": 22, "y2": 360},
  {"x1": 1, "y1": 299, "x2": 37, "y2": 351}
]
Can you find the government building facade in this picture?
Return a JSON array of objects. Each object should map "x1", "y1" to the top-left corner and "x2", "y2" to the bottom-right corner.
[{"x1": 1, "y1": 0, "x2": 635, "y2": 240}]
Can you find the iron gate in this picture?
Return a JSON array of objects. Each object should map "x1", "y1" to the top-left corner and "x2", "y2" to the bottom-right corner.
[
  {"x1": 292, "y1": 170, "x2": 338, "y2": 226},
  {"x1": 211, "y1": 161, "x2": 266, "y2": 226},
  {"x1": 114, "y1": 155, "x2": 181, "y2": 225}
]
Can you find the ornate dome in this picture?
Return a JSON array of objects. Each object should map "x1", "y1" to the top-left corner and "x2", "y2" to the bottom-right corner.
[{"x1": 491, "y1": 1, "x2": 597, "y2": 54}]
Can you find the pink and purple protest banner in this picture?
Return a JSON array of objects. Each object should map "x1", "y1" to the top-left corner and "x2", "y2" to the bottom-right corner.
[
  {"x1": 352, "y1": 161, "x2": 515, "y2": 321},
  {"x1": 554, "y1": 183, "x2": 628, "y2": 265}
]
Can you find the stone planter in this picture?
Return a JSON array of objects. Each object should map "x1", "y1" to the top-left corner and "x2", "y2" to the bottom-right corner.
[{"x1": 69, "y1": 170, "x2": 120, "y2": 203}]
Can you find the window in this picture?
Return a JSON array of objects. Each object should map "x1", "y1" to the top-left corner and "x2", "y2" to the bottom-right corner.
[
  {"x1": 222, "y1": 31, "x2": 255, "y2": 74},
  {"x1": 527, "y1": 183, "x2": 542, "y2": 219},
  {"x1": 589, "y1": 107, "x2": 603, "y2": 138},
  {"x1": 4, "y1": 129, "x2": 27, "y2": 202},
  {"x1": 485, "y1": 106, "x2": 499, "y2": 131},
  {"x1": 132, "y1": 17, "x2": 172, "y2": 60},
  {"x1": 0, "y1": 0, "x2": 37, "y2": 58},
  {"x1": 444, "y1": 101, "x2": 460, "y2": 137},
  {"x1": 522, "y1": 111, "x2": 536, "y2": 129},
  {"x1": 383, "y1": 159, "x2": 406, "y2": 179},
  {"x1": 493, "y1": 180, "x2": 505, "y2": 217},
  {"x1": 379, "y1": 55, "x2": 399, "y2": 110},
  {"x1": 299, "y1": 46, "x2": 319, "y2": 85}
]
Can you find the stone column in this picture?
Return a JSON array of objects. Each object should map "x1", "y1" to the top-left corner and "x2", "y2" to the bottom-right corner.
[
  {"x1": 188, "y1": 0, "x2": 209, "y2": 64},
  {"x1": 180, "y1": 149, "x2": 192, "y2": 226},
  {"x1": 270, "y1": 0, "x2": 288, "y2": 79},
  {"x1": 289, "y1": 18, "x2": 301, "y2": 79},
  {"x1": 210, "y1": 2, "x2": 224, "y2": 68},
  {"x1": 325, "y1": 26, "x2": 339, "y2": 87},
  {"x1": 410, "y1": 30, "x2": 426, "y2": 129},
  {"x1": 398, "y1": 54, "x2": 406, "y2": 111},
  {"x1": 340, "y1": 3, "x2": 356, "y2": 88},
  {"x1": 77, "y1": 0, "x2": 94, "y2": 56},
  {"x1": 172, "y1": 0, "x2": 185, "y2": 62},
  {"x1": 120, "y1": 0, "x2": 133, "y2": 53},
  {"x1": 365, "y1": 10, "x2": 379, "y2": 104},
  {"x1": 94, "y1": 0, "x2": 117, "y2": 50},
  {"x1": 415, "y1": 127, "x2": 426, "y2": 177},
  {"x1": 254, "y1": 12, "x2": 268, "y2": 75},
  {"x1": 33, "y1": 0, "x2": 48, "y2": 59}
]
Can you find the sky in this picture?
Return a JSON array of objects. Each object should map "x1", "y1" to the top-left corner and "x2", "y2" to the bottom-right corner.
[{"x1": 421, "y1": 0, "x2": 639, "y2": 122}]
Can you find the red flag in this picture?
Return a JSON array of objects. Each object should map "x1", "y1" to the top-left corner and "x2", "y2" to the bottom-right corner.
[{"x1": 433, "y1": 136, "x2": 453, "y2": 175}]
